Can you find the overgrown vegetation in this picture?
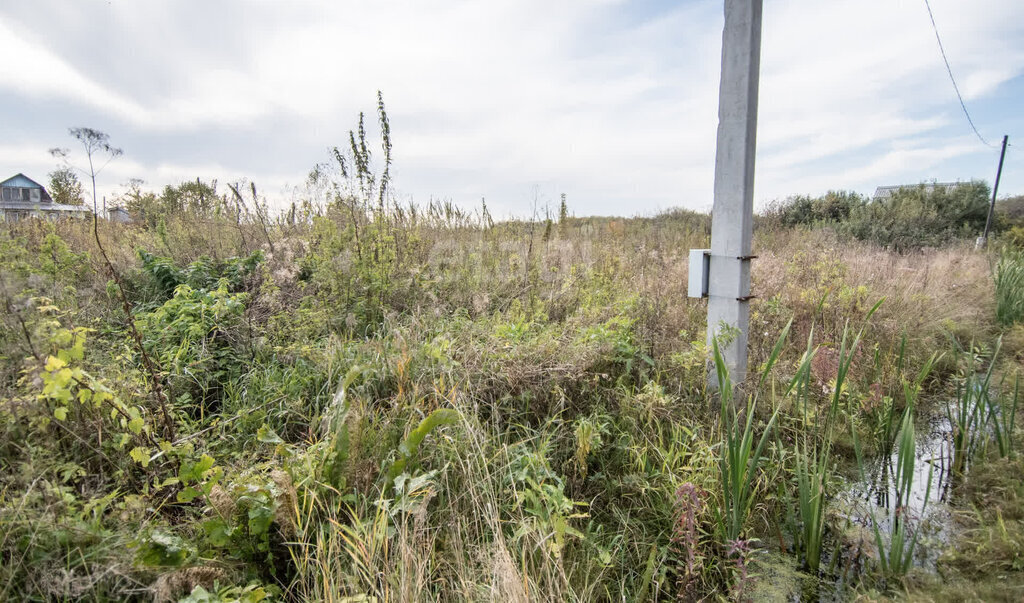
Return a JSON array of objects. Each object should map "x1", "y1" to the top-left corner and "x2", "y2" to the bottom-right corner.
[
  {"x1": 764, "y1": 181, "x2": 992, "y2": 250},
  {"x1": 1, "y1": 107, "x2": 1021, "y2": 601}
]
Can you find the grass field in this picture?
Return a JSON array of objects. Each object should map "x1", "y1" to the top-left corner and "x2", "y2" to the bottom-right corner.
[{"x1": 1, "y1": 189, "x2": 1022, "y2": 601}]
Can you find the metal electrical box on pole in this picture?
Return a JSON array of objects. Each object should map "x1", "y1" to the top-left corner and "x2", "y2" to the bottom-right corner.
[{"x1": 703, "y1": 0, "x2": 763, "y2": 385}]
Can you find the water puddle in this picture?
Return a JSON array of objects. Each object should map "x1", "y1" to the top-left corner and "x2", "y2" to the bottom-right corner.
[
  {"x1": 836, "y1": 411, "x2": 958, "y2": 571},
  {"x1": 756, "y1": 411, "x2": 964, "y2": 601}
]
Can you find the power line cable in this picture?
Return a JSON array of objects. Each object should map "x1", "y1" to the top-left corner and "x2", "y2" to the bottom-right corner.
[{"x1": 922, "y1": 0, "x2": 999, "y2": 149}]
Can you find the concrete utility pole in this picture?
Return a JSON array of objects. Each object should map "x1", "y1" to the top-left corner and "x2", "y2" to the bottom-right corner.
[
  {"x1": 706, "y1": 0, "x2": 763, "y2": 384},
  {"x1": 981, "y1": 135, "x2": 1009, "y2": 246}
]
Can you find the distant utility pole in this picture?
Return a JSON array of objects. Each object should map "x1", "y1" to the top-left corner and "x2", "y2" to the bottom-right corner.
[
  {"x1": 706, "y1": 0, "x2": 763, "y2": 385},
  {"x1": 981, "y1": 135, "x2": 1009, "y2": 246}
]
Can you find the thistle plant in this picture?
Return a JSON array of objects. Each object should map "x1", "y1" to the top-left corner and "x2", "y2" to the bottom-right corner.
[{"x1": 671, "y1": 482, "x2": 704, "y2": 598}]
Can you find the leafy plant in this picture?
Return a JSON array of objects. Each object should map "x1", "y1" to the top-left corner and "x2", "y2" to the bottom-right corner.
[
  {"x1": 136, "y1": 530, "x2": 195, "y2": 568},
  {"x1": 506, "y1": 441, "x2": 588, "y2": 557},
  {"x1": 180, "y1": 581, "x2": 275, "y2": 603},
  {"x1": 138, "y1": 249, "x2": 264, "y2": 301},
  {"x1": 386, "y1": 408, "x2": 460, "y2": 484},
  {"x1": 138, "y1": 281, "x2": 248, "y2": 411}
]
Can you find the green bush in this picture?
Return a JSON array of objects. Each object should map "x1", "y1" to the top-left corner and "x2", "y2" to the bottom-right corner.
[
  {"x1": 762, "y1": 190, "x2": 864, "y2": 228},
  {"x1": 138, "y1": 282, "x2": 248, "y2": 412},
  {"x1": 138, "y1": 249, "x2": 263, "y2": 301},
  {"x1": 841, "y1": 181, "x2": 990, "y2": 249}
]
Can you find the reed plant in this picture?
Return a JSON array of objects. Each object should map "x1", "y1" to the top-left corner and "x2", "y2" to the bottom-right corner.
[
  {"x1": 948, "y1": 340, "x2": 1001, "y2": 474},
  {"x1": 852, "y1": 405, "x2": 933, "y2": 580},
  {"x1": 995, "y1": 248, "x2": 1024, "y2": 327},
  {"x1": 711, "y1": 321, "x2": 788, "y2": 544},
  {"x1": 874, "y1": 334, "x2": 908, "y2": 458},
  {"x1": 851, "y1": 349, "x2": 937, "y2": 580},
  {"x1": 792, "y1": 300, "x2": 881, "y2": 573},
  {"x1": 989, "y1": 373, "x2": 1019, "y2": 459}
]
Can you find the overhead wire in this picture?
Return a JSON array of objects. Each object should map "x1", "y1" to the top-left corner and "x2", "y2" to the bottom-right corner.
[{"x1": 922, "y1": 0, "x2": 1001, "y2": 149}]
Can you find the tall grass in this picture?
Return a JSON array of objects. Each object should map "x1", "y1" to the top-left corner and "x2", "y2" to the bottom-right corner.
[
  {"x1": 865, "y1": 407, "x2": 932, "y2": 579},
  {"x1": 851, "y1": 351, "x2": 937, "y2": 579},
  {"x1": 995, "y1": 249, "x2": 1024, "y2": 327},
  {"x1": 0, "y1": 176, "x2": 1012, "y2": 600}
]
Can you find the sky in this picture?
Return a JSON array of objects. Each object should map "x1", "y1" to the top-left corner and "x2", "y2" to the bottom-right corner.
[{"x1": 1, "y1": 0, "x2": 1022, "y2": 218}]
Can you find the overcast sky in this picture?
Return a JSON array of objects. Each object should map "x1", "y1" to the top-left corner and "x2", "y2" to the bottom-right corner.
[{"x1": 1, "y1": 0, "x2": 1022, "y2": 217}]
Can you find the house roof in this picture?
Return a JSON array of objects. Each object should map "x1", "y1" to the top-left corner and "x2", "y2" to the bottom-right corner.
[
  {"x1": 1, "y1": 173, "x2": 46, "y2": 189},
  {"x1": 872, "y1": 182, "x2": 967, "y2": 200}
]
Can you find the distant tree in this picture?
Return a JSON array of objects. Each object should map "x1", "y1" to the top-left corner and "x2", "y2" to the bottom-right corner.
[
  {"x1": 47, "y1": 166, "x2": 84, "y2": 206},
  {"x1": 160, "y1": 178, "x2": 219, "y2": 216},
  {"x1": 50, "y1": 127, "x2": 123, "y2": 217},
  {"x1": 997, "y1": 194, "x2": 1024, "y2": 224},
  {"x1": 119, "y1": 178, "x2": 161, "y2": 223}
]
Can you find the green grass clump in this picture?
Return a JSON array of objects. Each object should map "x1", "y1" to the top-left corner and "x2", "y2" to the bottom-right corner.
[{"x1": 996, "y1": 248, "x2": 1024, "y2": 327}]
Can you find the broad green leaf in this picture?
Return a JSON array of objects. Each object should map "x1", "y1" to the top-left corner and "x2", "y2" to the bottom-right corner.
[
  {"x1": 45, "y1": 356, "x2": 67, "y2": 371},
  {"x1": 129, "y1": 446, "x2": 150, "y2": 467},
  {"x1": 256, "y1": 425, "x2": 283, "y2": 444}
]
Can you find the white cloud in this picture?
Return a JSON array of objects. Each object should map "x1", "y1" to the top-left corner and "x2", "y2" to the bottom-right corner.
[{"x1": 0, "y1": 0, "x2": 1021, "y2": 215}]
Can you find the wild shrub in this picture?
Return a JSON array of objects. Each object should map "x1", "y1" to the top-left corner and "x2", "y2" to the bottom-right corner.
[
  {"x1": 138, "y1": 249, "x2": 263, "y2": 302},
  {"x1": 138, "y1": 282, "x2": 249, "y2": 413},
  {"x1": 841, "y1": 181, "x2": 990, "y2": 249},
  {"x1": 762, "y1": 190, "x2": 863, "y2": 228}
]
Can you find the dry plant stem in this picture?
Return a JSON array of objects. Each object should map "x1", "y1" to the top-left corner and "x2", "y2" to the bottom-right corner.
[
  {"x1": 91, "y1": 214, "x2": 175, "y2": 441},
  {"x1": 228, "y1": 183, "x2": 275, "y2": 254},
  {"x1": 1, "y1": 282, "x2": 40, "y2": 361},
  {"x1": 249, "y1": 182, "x2": 275, "y2": 254}
]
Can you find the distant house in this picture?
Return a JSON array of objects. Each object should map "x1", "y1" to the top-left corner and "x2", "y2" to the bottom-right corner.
[
  {"x1": 107, "y1": 207, "x2": 134, "y2": 223},
  {"x1": 872, "y1": 182, "x2": 969, "y2": 201},
  {"x1": 0, "y1": 173, "x2": 91, "y2": 222}
]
